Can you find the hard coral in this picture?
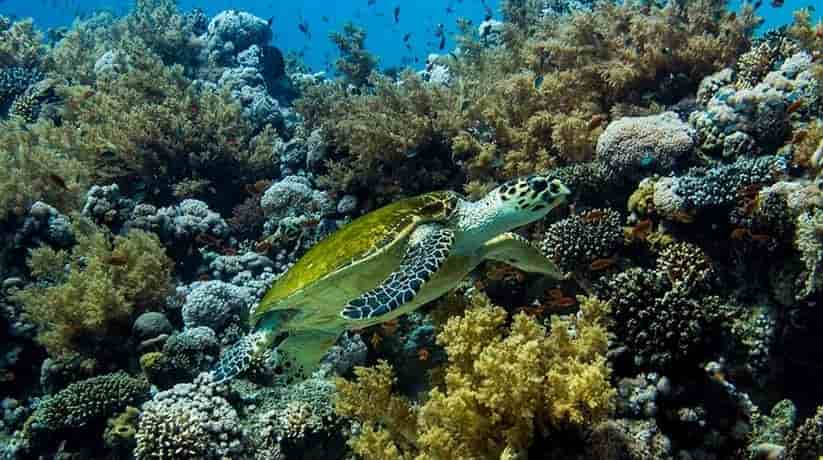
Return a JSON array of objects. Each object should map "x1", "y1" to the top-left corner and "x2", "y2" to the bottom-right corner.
[
  {"x1": 135, "y1": 375, "x2": 249, "y2": 459},
  {"x1": 596, "y1": 112, "x2": 696, "y2": 181},
  {"x1": 0, "y1": 17, "x2": 45, "y2": 68},
  {"x1": 24, "y1": 372, "x2": 149, "y2": 444},
  {"x1": 539, "y1": 208, "x2": 624, "y2": 274},
  {"x1": 597, "y1": 268, "x2": 720, "y2": 371},
  {"x1": 335, "y1": 293, "x2": 615, "y2": 459}
]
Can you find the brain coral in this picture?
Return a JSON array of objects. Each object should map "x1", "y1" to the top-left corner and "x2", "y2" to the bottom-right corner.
[{"x1": 596, "y1": 112, "x2": 695, "y2": 180}]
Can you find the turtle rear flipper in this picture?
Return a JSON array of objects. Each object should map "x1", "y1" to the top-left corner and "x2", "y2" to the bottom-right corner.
[
  {"x1": 211, "y1": 331, "x2": 268, "y2": 383},
  {"x1": 341, "y1": 225, "x2": 455, "y2": 320},
  {"x1": 275, "y1": 329, "x2": 340, "y2": 383},
  {"x1": 482, "y1": 232, "x2": 563, "y2": 279}
]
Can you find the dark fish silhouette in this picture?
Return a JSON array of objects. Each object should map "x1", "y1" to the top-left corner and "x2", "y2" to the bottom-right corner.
[
  {"x1": 770, "y1": 0, "x2": 783, "y2": 7},
  {"x1": 321, "y1": 15, "x2": 329, "y2": 22},
  {"x1": 298, "y1": 20, "x2": 311, "y2": 39},
  {"x1": 394, "y1": 6, "x2": 400, "y2": 23},
  {"x1": 446, "y1": 6, "x2": 454, "y2": 14},
  {"x1": 439, "y1": 35, "x2": 446, "y2": 50},
  {"x1": 267, "y1": 16, "x2": 273, "y2": 27},
  {"x1": 403, "y1": 32, "x2": 412, "y2": 42},
  {"x1": 368, "y1": 0, "x2": 376, "y2": 5}
]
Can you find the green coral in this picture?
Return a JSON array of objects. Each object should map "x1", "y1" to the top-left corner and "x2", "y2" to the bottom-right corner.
[
  {"x1": 785, "y1": 405, "x2": 823, "y2": 460},
  {"x1": 24, "y1": 372, "x2": 149, "y2": 443},
  {"x1": 103, "y1": 406, "x2": 141, "y2": 452},
  {"x1": 0, "y1": 16, "x2": 45, "y2": 68},
  {"x1": 329, "y1": 22, "x2": 378, "y2": 87},
  {"x1": 335, "y1": 294, "x2": 615, "y2": 459},
  {"x1": 14, "y1": 222, "x2": 173, "y2": 357}
]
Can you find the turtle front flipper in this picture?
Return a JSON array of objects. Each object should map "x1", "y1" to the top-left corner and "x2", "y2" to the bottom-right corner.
[
  {"x1": 211, "y1": 331, "x2": 270, "y2": 383},
  {"x1": 341, "y1": 225, "x2": 455, "y2": 320},
  {"x1": 482, "y1": 232, "x2": 564, "y2": 279},
  {"x1": 275, "y1": 328, "x2": 340, "y2": 382}
]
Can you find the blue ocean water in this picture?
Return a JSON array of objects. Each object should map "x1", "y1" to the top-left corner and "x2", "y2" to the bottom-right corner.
[{"x1": 0, "y1": 0, "x2": 819, "y2": 73}]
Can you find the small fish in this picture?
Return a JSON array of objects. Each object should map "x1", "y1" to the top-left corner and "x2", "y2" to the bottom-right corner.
[
  {"x1": 48, "y1": 174, "x2": 69, "y2": 190},
  {"x1": 446, "y1": 6, "x2": 454, "y2": 14},
  {"x1": 298, "y1": 20, "x2": 311, "y2": 39},
  {"x1": 589, "y1": 256, "x2": 617, "y2": 271},
  {"x1": 581, "y1": 209, "x2": 607, "y2": 222},
  {"x1": 770, "y1": 0, "x2": 783, "y2": 7},
  {"x1": 104, "y1": 253, "x2": 129, "y2": 266},
  {"x1": 321, "y1": 15, "x2": 329, "y2": 22},
  {"x1": 267, "y1": 16, "x2": 273, "y2": 27},
  {"x1": 753, "y1": 0, "x2": 762, "y2": 9},
  {"x1": 394, "y1": 6, "x2": 400, "y2": 23},
  {"x1": 368, "y1": 0, "x2": 376, "y2": 5},
  {"x1": 403, "y1": 32, "x2": 411, "y2": 42},
  {"x1": 533, "y1": 74, "x2": 544, "y2": 89},
  {"x1": 786, "y1": 99, "x2": 804, "y2": 114},
  {"x1": 439, "y1": 35, "x2": 446, "y2": 50},
  {"x1": 418, "y1": 348, "x2": 430, "y2": 361}
]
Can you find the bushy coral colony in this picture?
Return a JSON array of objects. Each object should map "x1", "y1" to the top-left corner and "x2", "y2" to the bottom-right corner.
[{"x1": 0, "y1": 0, "x2": 822, "y2": 458}]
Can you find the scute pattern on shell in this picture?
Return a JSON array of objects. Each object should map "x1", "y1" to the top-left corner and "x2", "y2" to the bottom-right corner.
[{"x1": 251, "y1": 191, "x2": 460, "y2": 325}]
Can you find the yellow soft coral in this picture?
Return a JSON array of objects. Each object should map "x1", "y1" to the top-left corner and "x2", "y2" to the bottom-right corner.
[
  {"x1": 335, "y1": 293, "x2": 616, "y2": 460},
  {"x1": 14, "y1": 220, "x2": 173, "y2": 357}
]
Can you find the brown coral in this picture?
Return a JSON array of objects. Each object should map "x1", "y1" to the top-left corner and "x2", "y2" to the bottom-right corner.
[
  {"x1": 335, "y1": 293, "x2": 615, "y2": 459},
  {"x1": 14, "y1": 221, "x2": 173, "y2": 357}
]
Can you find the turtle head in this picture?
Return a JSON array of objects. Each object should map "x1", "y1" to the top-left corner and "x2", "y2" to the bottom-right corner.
[{"x1": 488, "y1": 175, "x2": 571, "y2": 228}]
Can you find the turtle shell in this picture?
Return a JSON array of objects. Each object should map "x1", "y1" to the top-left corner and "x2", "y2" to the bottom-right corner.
[{"x1": 251, "y1": 191, "x2": 460, "y2": 326}]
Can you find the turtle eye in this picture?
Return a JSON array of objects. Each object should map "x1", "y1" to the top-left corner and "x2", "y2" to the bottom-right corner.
[{"x1": 548, "y1": 181, "x2": 561, "y2": 195}]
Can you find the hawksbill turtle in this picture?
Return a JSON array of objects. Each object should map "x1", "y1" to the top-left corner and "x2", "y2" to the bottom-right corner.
[{"x1": 211, "y1": 175, "x2": 571, "y2": 383}]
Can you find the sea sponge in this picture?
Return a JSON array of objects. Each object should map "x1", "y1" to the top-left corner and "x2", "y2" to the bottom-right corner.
[
  {"x1": 335, "y1": 293, "x2": 615, "y2": 459},
  {"x1": 14, "y1": 222, "x2": 173, "y2": 357},
  {"x1": 24, "y1": 372, "x2": 149, "y2": 443}
]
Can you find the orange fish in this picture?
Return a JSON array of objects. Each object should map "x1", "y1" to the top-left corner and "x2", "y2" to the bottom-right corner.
[
  {"x1": 786, "y1": 99, "x2": 804, "y2": 115},
  {"x1": 631, "y1": 219, "x2": 653, "y2": 240},
  {"x1": 104, "y1": 254, "x2": 129, "y2": 266},
  {"x1": 418, "y1": 348, "x2": 430, "y2": 361},
  {"x1": 581, "y1": 210, "x2": 606, "y2": 223},
  {"x1": 381, "y1": 319, "x2": 399, "y2": 336},
  {"x1": 370, "y1": 332, "x2": 382, "y2": 348},
  {"x1": 730, "y1": 228, "x2": 750, "y2": 240},
  {"x1": 589, "y1": 256, "x2": 617, "y2": 271},
  {"x1": 548, "y1": 296, "x2": 577, "y2": 308}
]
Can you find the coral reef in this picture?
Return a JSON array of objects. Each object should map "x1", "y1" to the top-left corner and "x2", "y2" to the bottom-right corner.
[
  {"x1": 135, "y1": 375, "x2": 249, "y2": 459},
  {"x1": 23, "y1": 372, "x2": 149, "y2": 445},
  {"x1": 335, "y1": 293, "x2": 615, "y2": 459},
  {"x1": 13, "y1": 222, "x2": 173, "y2": 357}
]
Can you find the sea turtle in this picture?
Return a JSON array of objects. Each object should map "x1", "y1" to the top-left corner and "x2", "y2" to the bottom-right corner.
[{"x1": 211, "y1": 175, "x2": 572, "y2": 383}]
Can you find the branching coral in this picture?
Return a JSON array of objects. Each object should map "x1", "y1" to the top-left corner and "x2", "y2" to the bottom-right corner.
[
  {"x1": 335, "y1": 293, "x2": 615, "y2": 459},
  {"x1": 13, "y1": 221, "x2": 173, "y2": 357}
]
